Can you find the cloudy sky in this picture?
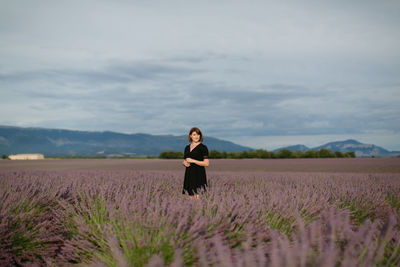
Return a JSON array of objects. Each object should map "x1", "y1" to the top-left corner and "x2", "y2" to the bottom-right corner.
[{"x1": 1, "y1": 0, "x2": 399, "y2": 150}]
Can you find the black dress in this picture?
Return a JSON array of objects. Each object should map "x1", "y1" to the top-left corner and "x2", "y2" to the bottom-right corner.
[{"x1": 182, "y1": 143, "x2": 209, "y2": 195}]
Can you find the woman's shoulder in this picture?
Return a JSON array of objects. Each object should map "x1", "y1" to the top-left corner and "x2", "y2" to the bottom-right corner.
[{"x1": 200, "y1": 143, "x2": 208, "y2": 149}]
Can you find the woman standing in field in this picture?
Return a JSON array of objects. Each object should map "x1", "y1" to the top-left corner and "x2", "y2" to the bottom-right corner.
[{"x1": 182, "y1": 127, "x2": 209, "y2": 200}]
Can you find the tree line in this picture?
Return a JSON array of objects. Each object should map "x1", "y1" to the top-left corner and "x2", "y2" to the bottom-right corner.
[{"x1": 159, "y1": 149, "x2": 356, "y2": 159}]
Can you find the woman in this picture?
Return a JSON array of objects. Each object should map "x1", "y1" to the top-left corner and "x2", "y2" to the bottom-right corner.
[{"x1": 182, "y1": 127, "x2": 210, "y2": 200}]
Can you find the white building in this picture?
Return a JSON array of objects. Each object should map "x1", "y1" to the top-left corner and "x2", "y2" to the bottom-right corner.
[{"x1": 9, "y1": 154, "x2": 45, "y2": 160}]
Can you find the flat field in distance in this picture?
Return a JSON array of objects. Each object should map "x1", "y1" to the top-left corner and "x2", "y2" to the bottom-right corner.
[
  {"x1": 1, "y1": 157, "x2": 400, "y2": 173},
  {"x1": 1, "y1": 158, "x2": 400, "y2": 266}
]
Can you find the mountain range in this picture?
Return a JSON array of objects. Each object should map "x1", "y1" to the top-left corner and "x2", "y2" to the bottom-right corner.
[
  {"x1": 273, "y1": 139, "x2": 400, "y2": 158},
  {"x1": 1, "y1": 126, "x2": 398, "y2": 158},
  {"x1": 0, "y1": 125, "x2": 251, "y2": 157}
]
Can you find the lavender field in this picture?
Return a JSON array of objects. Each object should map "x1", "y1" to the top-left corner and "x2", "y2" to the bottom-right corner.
[{"x1": 1, "y1": 159, "x2": 400, "y2": 266}]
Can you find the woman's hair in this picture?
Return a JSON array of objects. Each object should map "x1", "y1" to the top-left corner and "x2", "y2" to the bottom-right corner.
[{"x1": 188, "y1": 127, "x2": 203, "y2": 142}]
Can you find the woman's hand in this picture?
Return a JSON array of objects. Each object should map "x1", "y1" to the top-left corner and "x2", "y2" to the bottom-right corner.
[
  {"x1": 186, "y1": 158, "x2": 195, "y2": 163},
  {"x1": 183, "y1": 159, "x2": 191, "y2": 167}
]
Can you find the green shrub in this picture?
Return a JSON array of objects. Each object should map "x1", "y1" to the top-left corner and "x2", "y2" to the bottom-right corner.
[
  {"x1": 255, "y1": 149, "x2": 271, "y2": 158},
  {"x1": 335, "y1": 151, "x2": 344, "y2": 158},
  {"x1": 277, "y1": 149, "x2": 293, "y2": 158},
  {"x1": 159, "y1": 151, "x2": 184, "y2": 159},
  {"x1": 303, "y1": 150, "x2": 316, "y2": 158},
  {"x1": 158, "y1": 148, "x2": 355, "y2": 159},
  {"x1": 317, "y1": 148, "x2": 336, "y2": 158},
  {"x1": 344, "y1": 151, "x2": 356, "y2": 158},
  {"x1": 209, "y1": 150, "x2": 225, "y2": 159}
]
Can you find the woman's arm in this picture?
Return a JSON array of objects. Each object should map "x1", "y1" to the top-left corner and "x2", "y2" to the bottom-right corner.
[
  {"x1": 183, "y1": 145, "x2": 190, "y2": 167},
  {"x1": 186, "y1": 158, "x2": 209, "y2": 167}
]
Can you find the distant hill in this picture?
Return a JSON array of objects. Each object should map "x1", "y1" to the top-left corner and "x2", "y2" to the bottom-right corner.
[
  {"x1": 274, "y1": 139, "x2": 399, "y2": 158},
  {"x1": 273, "y1": 144, "x2": 309, "y2": 153},
  {"x1": 313, "y1": 139, "x2": 391, "y2": 157},
  {"x1": 0, "y1": 125, "x2": 251, "y2": 157}
]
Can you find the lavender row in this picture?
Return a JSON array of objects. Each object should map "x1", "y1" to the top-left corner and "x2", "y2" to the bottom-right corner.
[{"x1": 0, "y1": 170, "x2": 399, "y2": 266}]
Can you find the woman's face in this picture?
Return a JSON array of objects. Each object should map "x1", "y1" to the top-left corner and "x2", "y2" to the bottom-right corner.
[{"x1": 190, "y1": 131, "x2": 200, "y2": 143}]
